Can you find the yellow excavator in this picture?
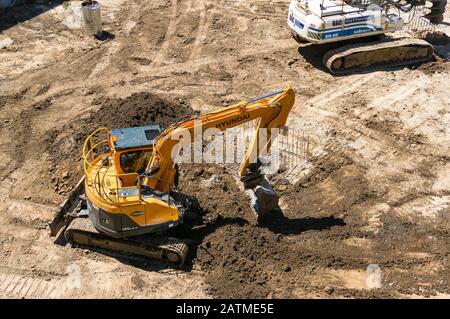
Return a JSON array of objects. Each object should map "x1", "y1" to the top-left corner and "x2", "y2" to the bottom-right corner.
[{"x1": 49, "y1": 87, "x2": 295, "y2": 266}]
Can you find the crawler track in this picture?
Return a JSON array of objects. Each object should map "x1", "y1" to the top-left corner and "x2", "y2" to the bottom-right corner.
[
  {"x1": 323, "y1": 38, "x2": 434, "y2": 74},
  {"x1": 65, "y1": 217, "x2": 189, "y2": 267}
]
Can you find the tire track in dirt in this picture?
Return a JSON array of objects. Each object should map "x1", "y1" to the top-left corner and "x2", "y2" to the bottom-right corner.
[
  {"x1": 150, "y1": 0, "x2": 179, "y2": 68},
  {"x1": 301, "y1": 73, "x2": 446, "y2": 158},
  {"x1": 0, "y1": 218, "x2": 202, "y2": 298},
  {"x1": 6, "y1": 200, "x2": 57, "y2": 223},
  {"x1": 292, "y1": 72, "x2": 450, "y2": 236},
  {"x1": 302, "y1": 74, "x2": 373, "y2": 112},
  {"x1": 393, "y1": 195, "x2": 450, "y2": 221},
  {"x1": 0, "y1": 270, "x2": 66, "y2": 298},
  {"x1": 0, "y1": 216, "x2": 42, "y2": 241},
  {"x1": 188, "y1": 0, "x2": 208, "y2": 61},
  {"x1": 88, "y1": 41, "x2": 122, "y2": 79},
  {"x1": 147, "y1": 0, "x2": 214, "y2": 67},
  {"x1": 142, "y1": 39, "x2": 296, "y2": 75},
  {"x1": 213, "y1": 0, "x2": 287, "y2": 19},
  {"x1": 0, "y1": 235, "x2": 209, "y2": 298},
  {"x1": 8, "y1": 276, "x2": 78, "y2": 298},
  {"x1": 295, "y1": 73, "x2": 450, "y2": 295}
]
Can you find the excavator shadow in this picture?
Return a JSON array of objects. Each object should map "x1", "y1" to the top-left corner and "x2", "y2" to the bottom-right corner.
[
  {"x1": 297, "y1": 43, "x2": 335, "y2": 73},
  {"x1": 64, "y1": 212, "x2": 345, "y2": 272},
  {"x1": 93, "y1": 217, "x2": 250, "y2": 272},
  {"x1": 172, "y1": 211, "x2": 345, "y2": 269},
  {"x1": 54, "y1": 233, "x2": 191, "y2": 271},
  {"x1": 0, "y1": 1, "x2": 63, "y2": 33},
  {"x1": 260, "y1": 209, "x2": 346, "y2": 235},
  {"x1": 105, "y1": 251, "x2": 192, "y2": 272},
  {"x1": 424, "y1": 32, "x2": 450, "y2": 61}
]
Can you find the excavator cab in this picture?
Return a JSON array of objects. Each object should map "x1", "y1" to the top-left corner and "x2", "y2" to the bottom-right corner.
[
  {"x1": 112, "y1": 125, "x2": 161, "y2": 181},
  {"x1": 81, "y1": 125, "x2": 188, "y2": 240}
]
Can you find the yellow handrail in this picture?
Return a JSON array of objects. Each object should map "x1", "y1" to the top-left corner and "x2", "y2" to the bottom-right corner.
[
  {"x1": 82, "y1": 128, "x2": 145, "y2": 208},
  {"x1": 82, "y1": 127, "x2": 112, "y2": 174}
]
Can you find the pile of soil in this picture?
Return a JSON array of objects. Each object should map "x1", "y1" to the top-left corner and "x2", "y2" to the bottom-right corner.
[
  {"x1": 173, "y1": 155, "x2": 373, "y2": 298},
  {"x1": 42, "y1": 92, "x2": 195, "y2": 196},
  {"x1": 417, "y1": 56, "x2": 449, "y2": 75},
  {"x1": 176, "y1": 164, "x2": 295, "y2": 298}
]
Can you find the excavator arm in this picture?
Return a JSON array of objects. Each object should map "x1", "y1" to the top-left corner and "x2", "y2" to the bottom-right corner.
[
  {"x1": 141, "y1": 87, "x2": 295, "y2": 222},
  {"x1": 142, "y1": 87, "x2": 295, "y2": 193}
]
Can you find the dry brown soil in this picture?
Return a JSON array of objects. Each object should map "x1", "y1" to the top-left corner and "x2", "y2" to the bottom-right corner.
[{"x1": 0, "y1": 0, "x2": 449, "y2": 298}]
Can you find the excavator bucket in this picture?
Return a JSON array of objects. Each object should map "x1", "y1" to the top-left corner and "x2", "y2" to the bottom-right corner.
[
  {"x1": 242, "y1": 173, "x2": 279, "y2": 224},
  {"x1": 49, "y1": 176, "x2": 86, "y2": 241}
]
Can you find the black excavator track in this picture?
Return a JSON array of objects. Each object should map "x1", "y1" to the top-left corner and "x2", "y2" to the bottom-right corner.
[
  {"x1": 323, "y1": 38, "x2": 434, "y2": 75},
  {"x1": 65, "y1": 217, "x2": 189, "y2": 267}
]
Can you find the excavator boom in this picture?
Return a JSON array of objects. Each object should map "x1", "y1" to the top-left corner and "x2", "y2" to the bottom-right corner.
[{"x1": 143, "y1": 87, "x2": 295, "y2": 192}]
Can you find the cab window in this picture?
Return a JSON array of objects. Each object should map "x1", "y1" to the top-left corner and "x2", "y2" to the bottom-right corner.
[{"x1": 119, "y1": 150, "x2": 152, "y2": 174}]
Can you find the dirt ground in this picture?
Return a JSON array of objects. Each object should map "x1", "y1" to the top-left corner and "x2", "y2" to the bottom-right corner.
[{"x1": 0, "y1": 0, "x2": 449, "y2": 298}]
